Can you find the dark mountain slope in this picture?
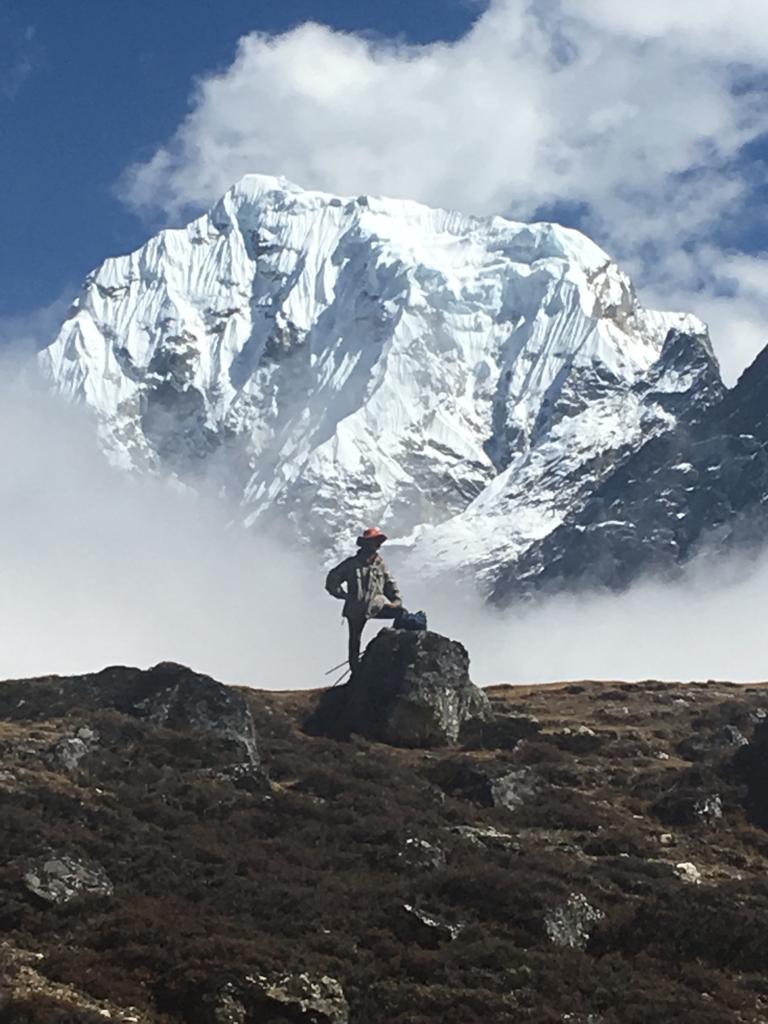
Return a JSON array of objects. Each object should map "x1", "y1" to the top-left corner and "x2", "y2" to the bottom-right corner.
[{"x1": 494, "y1": 340, "x2": 768, "y2": 601}]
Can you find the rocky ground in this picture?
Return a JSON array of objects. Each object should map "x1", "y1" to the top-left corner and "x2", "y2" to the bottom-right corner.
[{"x1": 1, "y1": 632, "x2": 768, "y2": 1023}]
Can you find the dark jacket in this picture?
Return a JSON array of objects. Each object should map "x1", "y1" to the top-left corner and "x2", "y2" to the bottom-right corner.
[{"x1": 325, "y1": 553, "x2": 402, "y2": 622}]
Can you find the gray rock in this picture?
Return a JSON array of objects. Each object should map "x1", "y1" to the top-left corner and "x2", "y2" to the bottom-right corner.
[
  {"x1": 544, "y1": 893, "x2": 605, "y2": 950},
  {"x1": 430, "y1": 759, "x2": 540, "y2": 811},
  {"x1": 695, "y1": 793, "x2": 724, "y2": 823},
  {"x1": 398, "y1": 904, "x2": 463, "y2": 947},
  {"x1": 550, "y1": 725, "x2": 606, "y2": 754},
  {"x1": 45, "y1": 726, "x2": 99, "y2": 772},
  {"x1": 654, "y1": 788, "x2": 724, "y2": 827},
  {"x1": 24, "y1": 854, "x2": 113, "y2": 904},
  {"x1": 132, "y1": 663, "x2": 261, "y2": 768},
  {"x1": 0, "y1": 663, "x2": 267, "y2": 783},
  {"x1": 200, "y1": 761, "x2": 271, "y2": 794},
  {"x1": 489, "y1": 767, "x2": 541, "y2": 811},
  {"x1": 239, "y1": 972, "x2": 349, "y2": 1024},
  {"x1": 212, "y1": 987, "x2": 246, "y2": 1024},
  {"x1": 398, "y1": 837, "x2": 446, "y2": 870},
  {"x1": 310, "y1": 630, "x2": 490, "y2": 748},
  {"x1": 678, "y1": 724, "x2": 748, "y2": 761},
  {"x1": 674, "y1": 861, "x2": 702, "y2": 885},
  {"x1": 449, "y1": 825, "x2": 518, "y2": 849}
]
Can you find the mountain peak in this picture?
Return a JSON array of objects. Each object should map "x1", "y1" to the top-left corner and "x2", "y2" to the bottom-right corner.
[{"x1": 39, "y1": 176, "x2": 718, "y2": 583}]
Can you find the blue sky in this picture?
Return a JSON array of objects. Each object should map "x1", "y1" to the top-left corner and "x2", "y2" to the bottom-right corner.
[
  {"x1": 3, "y1": 0, "x2": 768, "y2": 381},
  {"x1": 0, "y1": 0, "x2": 476, "y2": 316}
]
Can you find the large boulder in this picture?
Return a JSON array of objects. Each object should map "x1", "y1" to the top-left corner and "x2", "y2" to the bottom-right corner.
[
  {"x1": 307, "y1": 629, "x2": 490, "y2": 748},
  {"x1": 0, "y1": 662, "x2": 266, "y2": 786},
  {"x1": 126, "y1": 662, "x2": 261, "y2": 768}
]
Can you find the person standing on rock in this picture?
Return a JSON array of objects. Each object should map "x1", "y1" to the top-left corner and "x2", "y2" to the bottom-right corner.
[{"x1": 325, "y1": 527, "x2": 408, "y2": 671}]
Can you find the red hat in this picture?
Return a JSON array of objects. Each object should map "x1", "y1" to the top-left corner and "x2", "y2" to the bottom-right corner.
[{"x1": 357, "y1": 526, "x2": 387, "y2": 545}]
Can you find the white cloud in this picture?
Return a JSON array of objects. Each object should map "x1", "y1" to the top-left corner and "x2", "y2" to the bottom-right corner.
[
  {"x1": 121, "y1": 0, "x2": 768, "y2": 379},
  {"x1": 0, "y1": 364, "x2": 341, "y2": 685},
  {"x1": 5, "y1": 364, "x2": 768, "y2": 686},
  {"x1": 423, "y1": 550, "x2": 768, "y2": 684},
  {"x1": 573, "y1": 0, "x2": 768, "y2": 59}
]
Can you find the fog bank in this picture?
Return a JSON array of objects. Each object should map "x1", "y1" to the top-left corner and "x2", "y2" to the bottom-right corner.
[{"x1": 2, "y1": 375, "x2": 766, "y2": 687}]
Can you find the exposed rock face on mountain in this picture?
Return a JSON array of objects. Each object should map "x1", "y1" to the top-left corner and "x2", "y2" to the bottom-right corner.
[
  {"x1": 200, "y1": 973, "x2": 350, "y2": 1024},
  {"x1": 307, "y1": 629, "x2": 491, "y2": 746},
  {"x1": 400, "y1": 324, "x2": 723, "y2": 589},
  {"x1": 4, "y1": 667, "x2": 768, "y2": 1022},
  {"x1": 492, "y1": 342, "x2": 768, "y2": 601},
  {"x1": 39, "y1": 174, "x2": 717, "y2": 587}
]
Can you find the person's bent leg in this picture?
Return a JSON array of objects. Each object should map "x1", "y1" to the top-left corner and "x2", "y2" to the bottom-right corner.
[{"x1": 373, "y1": 604, "x2": 408, "y2": 626}]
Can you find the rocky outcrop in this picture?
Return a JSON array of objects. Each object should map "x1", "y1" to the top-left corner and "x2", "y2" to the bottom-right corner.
[
  {"x1": 23, "y1": 855, "x2": 113, "y2": 905},
  {"x1": 44, "y1": 725, "x2": 99, "y2": 772},
  {"x1": 306, "y1": 630, "x2": 490, "y2": 747},
  {"x1": 429, "y1": 758, "x2": 541, "y2": 812},
  {"x1": 653, "y1": 789, "x2": 724, "y2": 827},
  {"x1": 207, "y1": 974, "x2": 349, "y2": 1024},
  {"x1": 127, "y1": 662, "x2": 262, "y2": 768},
  {"x1": 544, "y1": 893, "x2": 605, "y2": 950},
  {"x1": 673, "y1": 862, "x2": 703, "y2": 885},
  {"x1": 677, "y1": 724, "x2": 748, "y2": 761},
  {"x1": 494, "y1": 340, "x2": 768, "y2": 601},
  {"x1": 397, "y1": 837, "x2": 446, "y2": 870},
  {"x1": 0, "y1": 662, "x2": 266, "y2": 787}
]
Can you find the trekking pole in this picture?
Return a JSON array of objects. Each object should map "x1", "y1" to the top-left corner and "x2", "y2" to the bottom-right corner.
[
  {"x1": 324, "y1": 659, "x2": 349, "y2": 677},
  {"x1": 331, "y1": 665, "x2": 351, "y2": 688}
]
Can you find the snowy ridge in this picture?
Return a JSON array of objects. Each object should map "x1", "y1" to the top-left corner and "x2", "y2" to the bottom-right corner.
[{"x1": 40, "y1": 175, "x2": 718, "y2": 590}]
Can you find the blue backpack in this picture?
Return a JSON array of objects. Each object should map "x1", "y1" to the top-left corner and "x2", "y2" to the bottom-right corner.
[{"x1": 398, "y1": 610, "x2": 428, "y2": 632}]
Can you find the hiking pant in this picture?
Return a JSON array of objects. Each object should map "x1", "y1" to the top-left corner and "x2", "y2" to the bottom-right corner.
[{"x1": 347, "y1": 606, "x2": 407, "y2": 671}]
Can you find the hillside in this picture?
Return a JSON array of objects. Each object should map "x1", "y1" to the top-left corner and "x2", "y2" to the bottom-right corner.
[{"x1": 2, "y1": 656, "x2": 768, "y2": 1023}]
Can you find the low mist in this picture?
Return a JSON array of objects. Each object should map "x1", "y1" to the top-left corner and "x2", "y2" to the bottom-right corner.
[
  {"x1": 3, "y1": 372, "x2": 767, "y2": 687},
  {"x1": 413, "y1": 562, "x2": 768, "y2": 686}
]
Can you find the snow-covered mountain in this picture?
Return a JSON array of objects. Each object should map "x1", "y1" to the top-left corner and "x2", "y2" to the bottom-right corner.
[
  {"x1": 491, "y1": 341, "x2": 768, "y2": 603},
  {"x1": 39, "y1": 175, "x2": 721, "y2": 589}
]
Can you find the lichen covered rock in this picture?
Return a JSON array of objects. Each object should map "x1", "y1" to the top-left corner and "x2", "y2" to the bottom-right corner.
[
  {"x1": 221, "y1": 973, "x2": 349, "y2": 1024},
  {"x1": 545, "y1": 893, "x2": 605, "y2": 950},
  {"x1": 23, "y1": 855, "x2": 113, "y2": 905},
  {"x1": 309, "y1": 629, "x2": 490, "y2": 748}
]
